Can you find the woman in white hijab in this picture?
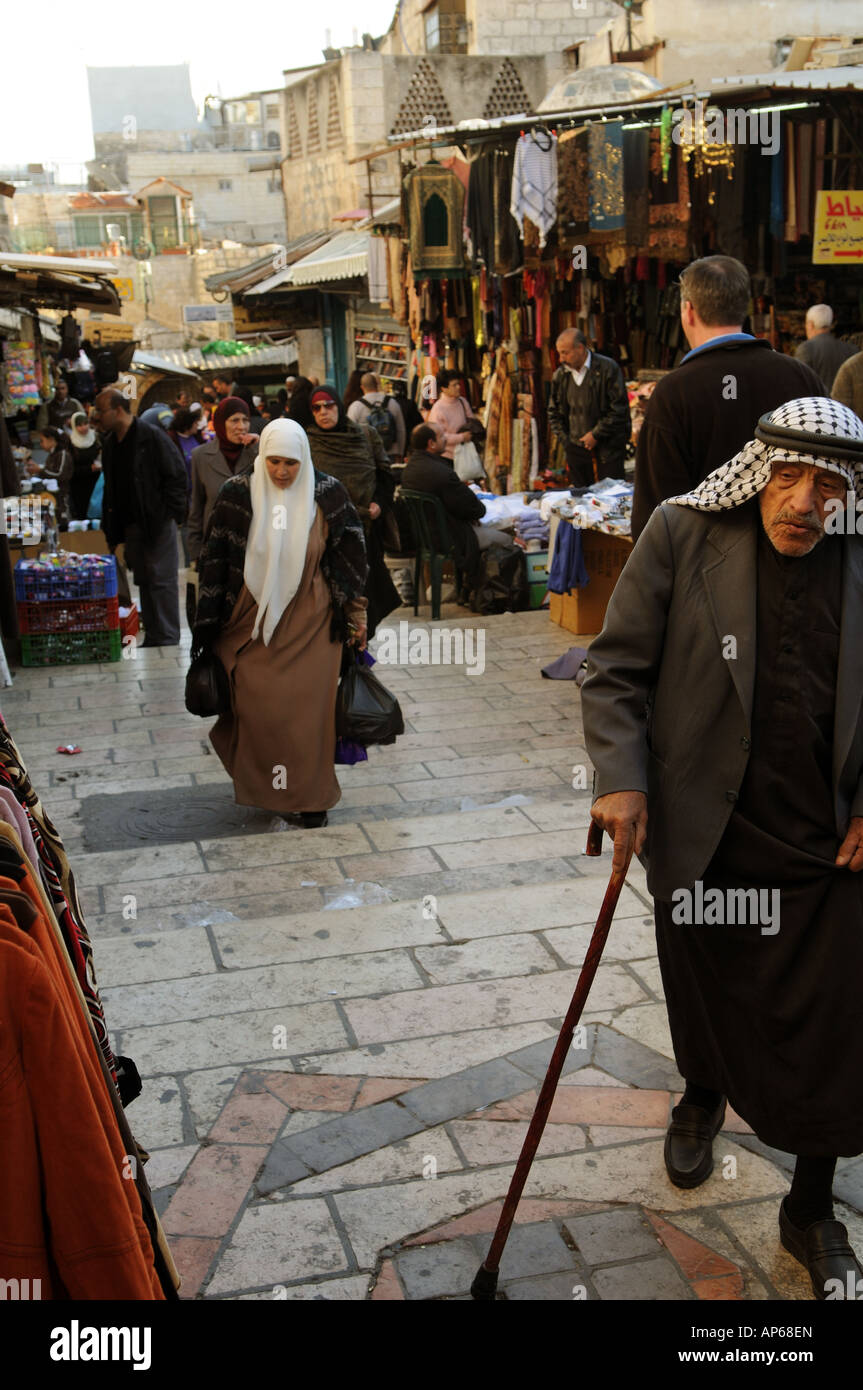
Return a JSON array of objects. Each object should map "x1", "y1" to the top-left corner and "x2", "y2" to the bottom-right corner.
[
  {"x1": 191, "y1": 417, "x2": 369, "y2": 827},
  {"x1": 67, "y1": 411, "x2": 102, "y2": 519}
]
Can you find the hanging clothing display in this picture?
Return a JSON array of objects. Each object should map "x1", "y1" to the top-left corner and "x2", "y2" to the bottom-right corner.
[
  {"x1": 648, "y1": 136, "x2": 690, "y2": 259},
  {"x1": 466, "y1": 149, "x2": 495, "y2": 268},
  {"x1": 796, "y1": 124, "x2": 814, "y2": 239},
  {"x1": 493, "y1": 148, "x2": 521, "y2": 274},
  {"x1": 0, "y1": 713, "x2": 179, "y2": 1299},
  {"x1": 557, "y1": 127, "x2": 589, "y2": 241},
  {"x1": 510, "y1": 130, "x2": 558, "y2": 250},
  {"x1": 367, "y1": 235, "x2": 389, "y2": 302},
  {"x1": 405, "y1": 162, "x2": 466, "y2": 274},
  {"x1": 623, "y1": 127, "x2": 650, "y2": 249},
  {"x1": 588, "y1": 122, "x2": 625, "y2": 233}
]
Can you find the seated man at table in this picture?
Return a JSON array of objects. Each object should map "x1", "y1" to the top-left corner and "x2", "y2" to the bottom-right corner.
[{"x1": 401, "y1": 422, "x2": 516, "y2": 565}]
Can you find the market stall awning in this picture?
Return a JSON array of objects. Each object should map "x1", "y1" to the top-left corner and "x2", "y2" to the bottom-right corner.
[
  {"x1": 0, "y1": 252, "x2": 122, "y2": 315},
  {"x1": 130, "y1": 350, "x2": 200, "y2": 379},
  {"x1": 247, "y1": 230, "x2": 369, "y2": 294},
  {"x1": 290, "y1": 230, "x2": 368, "y2": 285},
  {"x1": 203, "y1": 231, "x2": 331, "y2": 295},
  {"x1": 132, "y1": 340, "x2": 298, "y2": 374}
]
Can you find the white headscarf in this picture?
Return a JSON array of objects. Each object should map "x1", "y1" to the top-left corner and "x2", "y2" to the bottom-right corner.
[
  {"x1": 69, "y1": 412, "x2": 97, "y2": 450},
  {"x1": 244, "y1": 418, "x2": 316, "y2": 646}
]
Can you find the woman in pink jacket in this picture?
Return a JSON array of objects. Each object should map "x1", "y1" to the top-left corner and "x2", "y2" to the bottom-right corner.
[{"x1": 427, "y1": 369, "x2": 479, "y2": 464}]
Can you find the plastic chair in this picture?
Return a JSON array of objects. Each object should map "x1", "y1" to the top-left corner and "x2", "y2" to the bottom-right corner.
[{"x1": 399, "y1": 490, "x2": 463, "y2": 621}]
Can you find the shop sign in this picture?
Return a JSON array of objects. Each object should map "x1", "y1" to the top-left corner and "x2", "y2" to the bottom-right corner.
[
  {"x1": 812, "y1": 191, "x2": 863, "y2": 264},
  {"x1": 183, "y1": 304, "x2": 235, "y2": 324},
  {"x1": 110, "y1": 277, "x2": 135, "y2": 301},
  {"x1": 83, "y1": 319, "x2": 135, "y2": 342}
]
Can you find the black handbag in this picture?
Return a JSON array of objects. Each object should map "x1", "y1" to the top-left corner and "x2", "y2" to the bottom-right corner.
[
  {"x1": 460, "y1": 396, "x2": 486, "y2": 446},
  {"x1": 185, "y1": 649, "x2": 231, "y2": 717},
  {"x1": 336, "y1": 651, "x2": 404, "y2": 747}
]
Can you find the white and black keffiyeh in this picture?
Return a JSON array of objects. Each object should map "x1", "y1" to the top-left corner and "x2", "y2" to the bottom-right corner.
[{"x1": 667, "y1": 398, "x2": 863, "y2": 512}]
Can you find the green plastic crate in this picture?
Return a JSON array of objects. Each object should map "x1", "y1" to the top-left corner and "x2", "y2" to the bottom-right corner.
[
  {"x1": 21, "y1": 628, "x2": 123, "y2": 667},
  {"x1": 528, "y1": 579, "x2": 548, "y2": 610}
]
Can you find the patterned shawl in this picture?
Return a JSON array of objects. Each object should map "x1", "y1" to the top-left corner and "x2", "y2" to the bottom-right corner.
[{"x1": 192, "y1": 467, "x2": 368, "y2": 658}]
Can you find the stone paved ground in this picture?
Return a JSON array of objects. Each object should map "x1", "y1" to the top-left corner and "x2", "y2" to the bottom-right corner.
[{"x1": 5, "y1": 605, "x2": 862, "y2": 1300}]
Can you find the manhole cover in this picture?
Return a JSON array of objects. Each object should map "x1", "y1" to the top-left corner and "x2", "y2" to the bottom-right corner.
[{"x1": 79, "y1": 785, "x2": 281, "y2": 850}]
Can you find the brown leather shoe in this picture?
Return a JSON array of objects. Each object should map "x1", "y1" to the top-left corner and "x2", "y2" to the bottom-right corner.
[{"x1": 664, "y1": 1098, "x2": 726, "y2": 1189}]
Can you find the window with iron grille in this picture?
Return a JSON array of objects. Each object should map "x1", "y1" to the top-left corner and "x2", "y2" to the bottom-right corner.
[{"x1": 219, "y1": 179, "x2": 233, "y2": 191}]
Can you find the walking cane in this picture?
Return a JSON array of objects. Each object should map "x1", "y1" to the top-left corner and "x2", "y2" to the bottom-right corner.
[{"x1": 470, "y1": 816, "x2": 635, "y2": 1299}]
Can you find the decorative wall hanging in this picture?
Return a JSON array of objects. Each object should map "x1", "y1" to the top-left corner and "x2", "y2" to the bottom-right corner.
[{"x1": 405, "y1": 163, "x2": 466, "y2": 274}]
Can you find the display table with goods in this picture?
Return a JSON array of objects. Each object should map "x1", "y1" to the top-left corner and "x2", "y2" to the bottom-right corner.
[
  {"x1": 15, "y1": 553, "x2": 122, "y2": 665},
  {"x1": 545, "y1": 480, "x2": 633, "y2": 635},
  {"x1": 467, "y1": 489, "x2": 557, "y2": 611}
]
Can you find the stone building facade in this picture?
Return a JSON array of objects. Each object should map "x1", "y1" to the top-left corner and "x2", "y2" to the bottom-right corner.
[
  {"x1": 126, "y1": 152, "x2": 285, "y2": 245},
  {"x1": 279, "y1": 49, "x2": 559, "y2": 239},
  {"x1": 380, "y1": 0, "x2": 618, "y2": 58}
]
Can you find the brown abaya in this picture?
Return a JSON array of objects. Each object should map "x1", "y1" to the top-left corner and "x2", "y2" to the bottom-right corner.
[{"x1": 210, "y1": 507, "x2": 342, "y2": 813}]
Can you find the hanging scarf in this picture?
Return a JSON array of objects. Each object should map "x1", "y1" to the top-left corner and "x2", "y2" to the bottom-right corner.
[
  {"x1": 588, "y1": 122, "x2": 625, "y2": 232},
  {"x1": 214, "y1": 396, "x2": 250, "y2": 467},
  {"x1": 244, "y1": 418, "x2": 316, "y2": 645},
  {"x1": 305, "y1": 402, "x2": 378, "y2": 514},
  {"x1": 667, "y1": 398, "x2": 863, "y2": 513}
]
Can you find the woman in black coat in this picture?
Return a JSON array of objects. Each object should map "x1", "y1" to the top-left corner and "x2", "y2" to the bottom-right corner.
[{"x1": 305, "y1": 385, "x2": 399, "y2": 637}]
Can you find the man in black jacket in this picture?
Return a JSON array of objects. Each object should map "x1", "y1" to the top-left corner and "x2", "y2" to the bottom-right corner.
[
  {"x1": 93, "y1": 389, "x2": 188, "y2": 647},
  {"x1": 401, "y1": 425, "x2": 514, "y2": 587},
  {"x1": 547, "y1": 329, "x2": 631, "y2": 486},
  {"x1": 632, "y1": 255, "x2": 825, "y2": 540}
]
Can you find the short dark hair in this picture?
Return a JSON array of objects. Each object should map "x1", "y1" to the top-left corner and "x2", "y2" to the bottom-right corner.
[
  {"x1": 411, "y1": 424, "x2": 438, "y2": 451},
  {"x1": 172, "y1": 408, "x2": 197, "y2": 433},
  {"x1": 436, "y1": 368, "x2": 462, "y2": 391},
  {"x1": 679, "y1": 255, "x2": 750, "y2": 327},
  {"x1": 99, "y1": 388, "x2": 129, "y2": 413},
  {"x1": 212, "y1": 372, "x2": 230, "y2": 385}
]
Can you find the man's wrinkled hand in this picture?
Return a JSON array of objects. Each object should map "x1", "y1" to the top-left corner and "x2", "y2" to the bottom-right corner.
[
  {"x1": 590, "y1": 790, "x2": 647, "y2": 876},
  {"x1": 836, "y1": 816, "x2": 863, "y2": 871}
]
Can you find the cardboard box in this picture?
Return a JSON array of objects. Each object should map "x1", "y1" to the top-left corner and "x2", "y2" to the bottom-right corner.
[
  {"x1": 549, "y1": 531, "x2": 632, "y2": 635},
  {"x1": 58, "y1": 529, "x2": 110, "y2": 556}
]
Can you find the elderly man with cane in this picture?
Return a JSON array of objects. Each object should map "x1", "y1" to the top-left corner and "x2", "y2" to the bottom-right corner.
[{"x1": 581, "y1": 397, "x2": 863, "y2": 1299}]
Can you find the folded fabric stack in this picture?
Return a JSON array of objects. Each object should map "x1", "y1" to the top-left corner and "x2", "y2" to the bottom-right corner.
[{"x1": 514, "y1": 509, "x2": 550, "y2": 552}]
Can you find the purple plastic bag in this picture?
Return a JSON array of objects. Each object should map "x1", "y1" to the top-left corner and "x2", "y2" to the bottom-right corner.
[{"x1": 335, "y1": 737, "x2": 368, "y2": 766}]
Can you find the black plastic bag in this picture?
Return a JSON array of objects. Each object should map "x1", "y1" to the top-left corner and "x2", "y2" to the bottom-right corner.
[
  {"x1": 470, "y1": 544, "x2": 529, "y2": 615},
  {"x1": 336, "y1": 651, "x2": 404, "y2": 746}
]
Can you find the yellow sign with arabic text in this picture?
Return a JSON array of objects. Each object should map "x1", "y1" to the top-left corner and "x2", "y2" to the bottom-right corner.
[
  {"x1": 813, "y1": 190, "x2": 863, "y2": 264},
  {"x1": 110, "y1": 277, "x2": 135, "y2": 301}
]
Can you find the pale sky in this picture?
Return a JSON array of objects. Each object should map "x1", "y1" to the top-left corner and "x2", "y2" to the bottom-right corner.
[{"x1": 2, "y1": 0, "x2": 397, "y2": 173}]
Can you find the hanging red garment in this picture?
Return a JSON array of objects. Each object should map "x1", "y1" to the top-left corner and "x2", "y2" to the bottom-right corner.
[
  {"x1": 534, "y1": 270, "x2": 548, "y2": 350},
  {"x1": 0, "y1": 879, "x2": 165, "y2": 1299}
]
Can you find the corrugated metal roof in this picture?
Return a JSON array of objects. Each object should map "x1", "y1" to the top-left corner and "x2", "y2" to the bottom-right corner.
[
  {"x1": 203, "y1": 231, "x2": 330, "y2": 293},
  {"x1": 704, "y1": 66, "x2": 863, "y2": 95},
  {"x1": 387, "y1": 65, "x2": 863, "y2": 145},
  {"x1": 0, "y1": 253, "x2": 119, "y2": 275}
]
